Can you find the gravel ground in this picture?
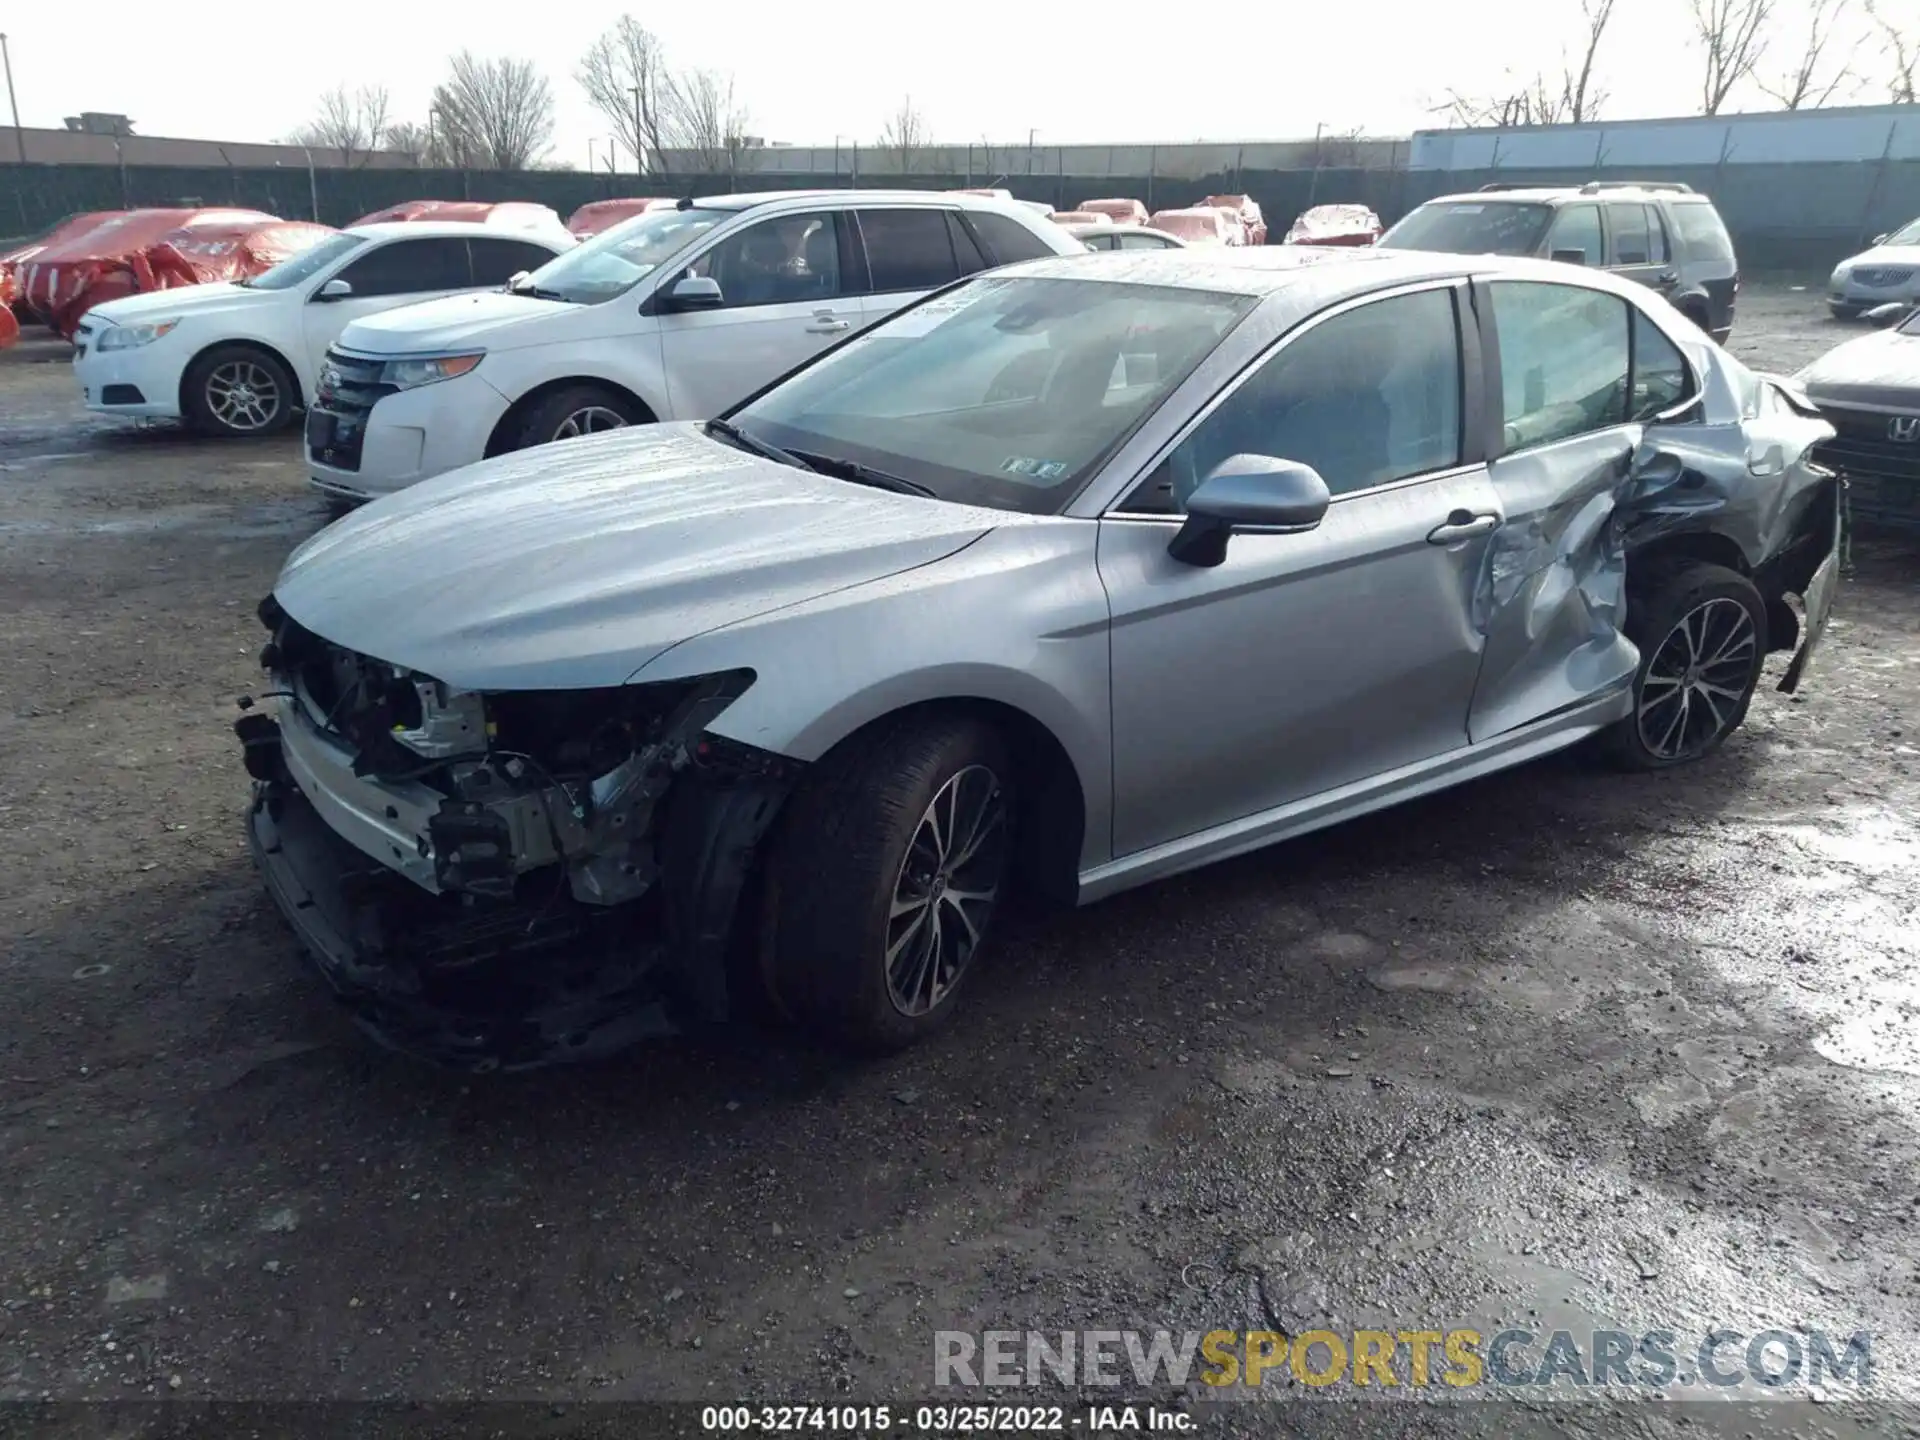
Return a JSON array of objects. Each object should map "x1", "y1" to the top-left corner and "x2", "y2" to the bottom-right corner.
[{"x1": 1, "y1": 282, "x2": 1917, "y2": 1437}]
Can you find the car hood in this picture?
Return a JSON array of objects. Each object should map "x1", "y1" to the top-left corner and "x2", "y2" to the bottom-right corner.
[
  {"x1": 86, "y1": 282, "x2": 262, "y2": 325},
  {"x1": 1797, "y1": 328, "x2": 1920, "y2": 409},
  {"x1": 335, "y1": 290, "x2": 569, "y2": 355},
  {"x1": 1839, "y1": 244, "x2": 1920, "y2": 270},
  {"x1": 273, "y1": 424, "x2": 999, "y2": 691}
]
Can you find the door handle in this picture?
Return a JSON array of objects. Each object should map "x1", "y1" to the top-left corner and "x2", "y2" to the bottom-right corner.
[
  {"x1": 805, "y1": 314, "x2": 850, "y2": 334},
  {"x1": 1658, "y1": 270, "x2": 1678, "y2": 285},
  {"x1": 1426, "y1": 510, "x2": 1501, "y2": 544}
]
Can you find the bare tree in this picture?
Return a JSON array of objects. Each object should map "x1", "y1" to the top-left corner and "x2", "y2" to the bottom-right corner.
[
  {"x1": 295, "y1": 84, "x2": 392, "y2": 167},
  {"x1": 431, "y1": 52, "x2": 555, "y2": 171},
  {"x1": 578, "y1": 16, "x2": 678, "y2": 172},
  {"x1": 668, "y1": 68, "x2": 750, "y2": 174},
  {"x1": 880, "y1": 95, "x2": 930, "y2": 173},
  {"x1": 1690, "y1": 0, "x2": 1776, "y2": 114},
  {"x1": 1432, "y1": 0, "x2": 1618, "y2": 126},
  {"x1": 1866, "y1": 0, "x2": 1919, "y2": 100},
  {"x1": 1760, "y1": 0, "x2": 1864, "y2": 106},
  {"x1": 381, "y1": 120, "x2": 431, "y2": 166}
]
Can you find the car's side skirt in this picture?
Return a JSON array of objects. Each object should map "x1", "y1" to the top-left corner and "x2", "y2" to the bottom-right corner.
[{"x1": 1075, "y1": 685, "x2": 1633, "y2": 905}]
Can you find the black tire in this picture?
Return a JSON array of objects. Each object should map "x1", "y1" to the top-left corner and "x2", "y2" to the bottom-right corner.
[
  {"x1": 510, "y1": 384, "x2": 642, "y2": 452},
  {"x1": 182, "y1": 344, "x2": 298, "y2": 437},
  {"x1": 1599, "y1": 560, "x2": 1768, "y2": 771},
  {"x1": 762, "y1": 716, "x2": 1015, "y2": 1053}
]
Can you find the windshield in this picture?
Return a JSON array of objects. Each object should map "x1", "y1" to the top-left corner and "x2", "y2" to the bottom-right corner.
[
  {"x1": 730, "y1": 276, "x2": 1258, "y2": 514},
  {"x1": 1380, "y1": 201, "x2": 1554, "y2": 255},
  {"x1": 517, "y1": 206, "x2": 731, "y2": 303},
  {"x1": 245, "y1": 232, "x2": 367, "y2": 290},
  {"x1": 1884, "y1": 218, "x2": 1920, "y2": 247}
]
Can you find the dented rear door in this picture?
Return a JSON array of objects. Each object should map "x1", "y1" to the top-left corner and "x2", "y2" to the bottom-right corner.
[{"x1": 1465, "y1": 277, "x2": 1648, "y2": 743}]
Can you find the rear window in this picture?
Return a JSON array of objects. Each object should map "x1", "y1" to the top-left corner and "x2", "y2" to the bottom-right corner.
[
  {"x1": 1667, "y1": 202, "x2": 1735, "y2": 264},
  {"x1": 965, "y1": 211, "x2": 1058, "y2": 266},
  {"x1": 1380, "y1": 201, "x2": 1554, "y2": 256}
]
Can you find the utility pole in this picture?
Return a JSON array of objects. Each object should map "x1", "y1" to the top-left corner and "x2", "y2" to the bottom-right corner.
[
  {"x1": 630, "y1": 85, "x2": 644, "y2": 175},
  {"x1": 1, "y1": 33, "x2": 26, "y2": 164}
]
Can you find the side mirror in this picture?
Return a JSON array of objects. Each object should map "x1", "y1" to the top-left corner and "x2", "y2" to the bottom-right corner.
[
  {"x1": 315, "y1": 278, "x2": 353, "y2": 301},
  {"x1": 1866, "y1": 301, "x2": 1911, "y2": 328},
  {"x1": 1550, "y1": 248, "x2": 1588, "y2": 266},
  {"x1": 1168, "y1": 455, "x2": 1331, "y2": 567},
  {"x1": 507, "y1": 269, "x2": 532, "y2": 291},
  {"x1": 1874, "y1": 232, "x2": 1889, "y2": 246},
  {"x1": 660, "y1": 274, "x2": 724, "y2": 312}
]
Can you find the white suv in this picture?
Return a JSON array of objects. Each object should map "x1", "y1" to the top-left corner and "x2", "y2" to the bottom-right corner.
[
  {"x1": 71, "y1": 222, "x2": 574, "y2": 438},
  {"x1": 303, "y1": 190, "x2": 1087, "y2": 503}
]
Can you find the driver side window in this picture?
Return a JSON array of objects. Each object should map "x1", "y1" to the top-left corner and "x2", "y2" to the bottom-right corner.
[
  {"x1": 1120, "y1": 287, "x2": 1464, "y2": 515},
  {"x1": 686, "y1": 212, "x2": 844, "y2": 309}
]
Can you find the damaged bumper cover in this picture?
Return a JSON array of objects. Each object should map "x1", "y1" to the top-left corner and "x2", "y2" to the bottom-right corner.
[{"x1": 238, "y1": 603, "x2": 798, "y2": 1070}]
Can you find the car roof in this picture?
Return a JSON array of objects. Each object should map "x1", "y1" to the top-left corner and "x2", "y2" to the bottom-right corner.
[
  {"x1": 682, "y1": 189, "x2": 1042, "y2": 213},
  {"x1": 998, "y1": 245, "x2": 1665, "y2": 303},
  {"x1": 342, "y1": 220, "x2": 570, "y2": 243},
  {"x1": 1419, "y1": 185, "x2": 1713, "y2": 207}
]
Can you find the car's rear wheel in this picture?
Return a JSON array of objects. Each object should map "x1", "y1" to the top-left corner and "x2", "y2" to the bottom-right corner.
[
  {"x1": 184, "y1": 345, "x2": 296, "y2": 437},
  {"x1": 512, "y1": 385, "x2": 641, "y2": 451},
  {"x1": 762, "y1": 716, "x2": 1014, "y2": 1052},
  {"x1": 1601, "y1": 561, "x2": 1768, "y2": 771}
]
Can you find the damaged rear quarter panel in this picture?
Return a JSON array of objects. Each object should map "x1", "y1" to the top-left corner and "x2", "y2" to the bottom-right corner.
[{"x1": 1465, "y1": 300, "x2": 1838, "y2": 746}]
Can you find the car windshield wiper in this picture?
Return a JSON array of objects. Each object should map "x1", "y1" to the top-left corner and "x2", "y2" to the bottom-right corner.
[
  {"x1": 785, "y1": 449, "x2": 937, "y2": 498},
  {"x1": 509, "y1": 283, "x2": 574, "y2": 302},
  {"x1": 705, "y1": 418, "x2": 815, "y2": 472}
]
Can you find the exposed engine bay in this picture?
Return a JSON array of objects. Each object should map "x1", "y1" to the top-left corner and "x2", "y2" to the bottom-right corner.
[{"x1": 236, "y1": 596, "x2": 798, "y2": 1071}]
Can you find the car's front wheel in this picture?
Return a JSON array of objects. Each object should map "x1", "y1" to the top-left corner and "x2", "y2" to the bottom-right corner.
[
  {"x1": 1601, "y1": 561, "x2": 1768, "y2": 770},
  {"x1": 763, "y1": 716, "x2": 1015, "y2": 1052},
  {"x1": 184, "y1": 345, "x2": 297, "y2": 437},
  {"x1": 511, "y1": 384, "x2": 642, "y2": 452}
]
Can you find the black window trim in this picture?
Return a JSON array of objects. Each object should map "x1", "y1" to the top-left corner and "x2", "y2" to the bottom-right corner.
[
  {"x1": 1472, "y1": 275, "x2": 1706, "y2": 463},
  {"x1": 1105, "y1": 277, "x2": 1484, "y2": 520}
]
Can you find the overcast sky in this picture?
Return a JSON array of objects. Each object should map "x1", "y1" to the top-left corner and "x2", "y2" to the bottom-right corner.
[{"x1": 0, "y1": 0, "x2": 1887, "y2": 162}]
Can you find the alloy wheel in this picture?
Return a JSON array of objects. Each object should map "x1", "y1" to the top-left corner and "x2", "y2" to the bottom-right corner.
[
  {"x1": 1636, "y1": 596, "x2": 1759, "y2": 761},
  {"x1": 552, "y1": 405, "x2": 628, "y2": 441},
  {"x1": 205, "y1": 359, "x2": 282, "y2": 432},
  {"x1": 885, "y1": 764, "x2": 1009, "y2": 1017}
]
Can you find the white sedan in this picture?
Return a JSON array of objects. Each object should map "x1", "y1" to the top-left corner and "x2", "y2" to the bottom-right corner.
[{"x1": 71, "y1": 221, "x2": 575, "y2": 438}]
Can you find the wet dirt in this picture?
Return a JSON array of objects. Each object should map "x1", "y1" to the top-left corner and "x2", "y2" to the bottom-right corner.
[{"x1": 1, "y1": 286, "x2": 1917, "y2": 1434}]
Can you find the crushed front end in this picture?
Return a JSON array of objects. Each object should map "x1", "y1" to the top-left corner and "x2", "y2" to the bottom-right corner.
[{"x1": 236, "y1": 596, "x2": 797, "y2": 1071}]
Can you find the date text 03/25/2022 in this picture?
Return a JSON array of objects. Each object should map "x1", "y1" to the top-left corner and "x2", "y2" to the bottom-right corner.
[{"x1": 699, "y1": 1404, "x2": 1193, "y2": 1432}]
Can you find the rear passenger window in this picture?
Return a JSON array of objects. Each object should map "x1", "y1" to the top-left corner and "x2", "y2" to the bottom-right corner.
[
  {"x1": 1491, "y1": 281, "x2": 1629, "y2": 450},
  {"x1": 857, "y1": 209, "x2": 960, "y2": 293},
  {"x1": 1608, "y1": 203, "x2": 1651, "y2": 265},
  {"x1": 333, "y1": 238, "x2": 470, "y2": 297},
  {"x1": 964, "y1": 211, "x2": 1058, "y2": 266},
  {"x1": 1631, "y1": 309, "x2": 1694, "y2": 419},
  {"x1": 1545, "y1": 205, "x2": 1603, "y2": 265},
  {"x1": 468, "y1": 237, "x2": 559, "y2": 285}
]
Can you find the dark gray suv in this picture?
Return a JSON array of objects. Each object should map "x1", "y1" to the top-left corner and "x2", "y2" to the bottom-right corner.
[{"x1": 1380, "y1": 182, "x2": 1739, "y2": 344}]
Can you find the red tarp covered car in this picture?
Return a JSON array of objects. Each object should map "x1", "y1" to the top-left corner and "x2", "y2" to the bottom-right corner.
[
  {"x1": 0, "y1": 299, "x2": 17, "y2": 350},
  {"x1": 143, "y1": 219, "x2": 338, "y2": 289},
  {"x1": 1050, "y1": 210, "x2": 1113, "y2": 227},
  {"x1": 1079, "y1": 198, "x2": 1149, "y2": 227},
  {"x1": 1202, "y1": 194, "x2": 1268, "y2": 245},
  {"x1": 18, "y1": 208, "x2": 276, "y2": 337},
  {"x1": 4, "y1": 211, "x2": 127, "y2": 318},
  {"x1": 1285, "y1": 204, "x2": 1384, "y2": 247},
  {"x1": 1148, "y1": 207, "x2": 1242, "y2": 246},
  {"x1": 565, "y1": 198, "x2": 672, "y2": 238}
]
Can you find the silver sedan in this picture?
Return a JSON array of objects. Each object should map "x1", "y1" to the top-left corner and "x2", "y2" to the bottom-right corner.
[{"x1": 239, "y1": 248, "x2": 1843, "y2": 1069}]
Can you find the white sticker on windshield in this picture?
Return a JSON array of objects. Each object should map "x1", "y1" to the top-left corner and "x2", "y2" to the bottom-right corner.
[
  {"x1": 881, "y1": 283, "x2": 1000, "y2": 338},
  {"x1": 1448, "y1": 204, "x2": 1486, "y2": 214},
  {"x1": 1001, "y1": 457, "x2": 1068, "y2": 482}
]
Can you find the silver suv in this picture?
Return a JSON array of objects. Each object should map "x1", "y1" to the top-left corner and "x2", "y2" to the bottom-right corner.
[{"x1": 238, "y1": 248, "x2": 1842, "y2": 1070}]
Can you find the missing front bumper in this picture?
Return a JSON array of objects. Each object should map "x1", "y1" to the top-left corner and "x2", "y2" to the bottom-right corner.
[{"x1": 247, "y1": 780, "x2": 678, "y2": 1072}]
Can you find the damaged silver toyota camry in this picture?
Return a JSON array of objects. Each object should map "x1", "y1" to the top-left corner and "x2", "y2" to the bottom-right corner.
[{"x1": 237, "y1": 248, "x2": 1844, "y2": 1070}]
